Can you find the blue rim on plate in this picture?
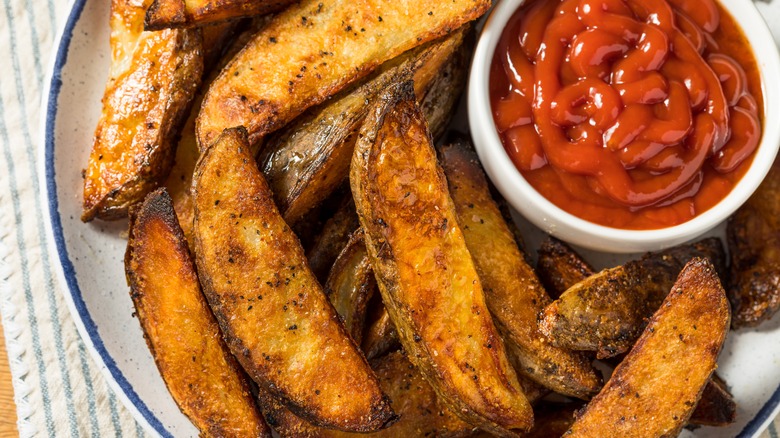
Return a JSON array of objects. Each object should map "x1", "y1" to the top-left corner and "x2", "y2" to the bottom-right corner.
[{"x1": 38, "y1": 0, "x2": 780, "y2": 436}]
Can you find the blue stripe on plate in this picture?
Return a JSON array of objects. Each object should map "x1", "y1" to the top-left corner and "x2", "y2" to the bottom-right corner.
[{"x1": 43, "y1": 0, "x2": 170, "y2": 435}]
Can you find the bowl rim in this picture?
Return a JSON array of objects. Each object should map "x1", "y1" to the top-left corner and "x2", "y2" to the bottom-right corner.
[{"x1": 468, "y1": 0, "x2": 780, "y2": 253}]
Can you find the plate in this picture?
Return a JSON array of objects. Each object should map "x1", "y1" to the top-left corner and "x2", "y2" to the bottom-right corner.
[{"x1": 40, "y1": 0, "x2": 780, "y2": 436}]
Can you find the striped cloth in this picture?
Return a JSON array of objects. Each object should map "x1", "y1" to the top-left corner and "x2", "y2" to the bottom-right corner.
[{"x1": 0, "y1": 0, "x2": 777, "y2": 436}]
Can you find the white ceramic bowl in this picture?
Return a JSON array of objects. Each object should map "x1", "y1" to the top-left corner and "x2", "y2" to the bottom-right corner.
[{"x1": 469, "y1": 0, "x2": 780, "y2": 253}]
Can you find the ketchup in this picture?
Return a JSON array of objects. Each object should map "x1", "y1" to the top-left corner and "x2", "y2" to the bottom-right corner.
[{"x1": 490, "y1": 0, "x2": 763, "y2": 229}]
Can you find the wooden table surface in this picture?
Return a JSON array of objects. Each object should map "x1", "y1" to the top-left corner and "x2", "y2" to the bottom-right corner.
[{"x1": 0, "y1": 320, "x2": 19, "y2": 436}]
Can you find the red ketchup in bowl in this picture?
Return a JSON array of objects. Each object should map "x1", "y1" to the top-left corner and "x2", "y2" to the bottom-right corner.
[{"x1": 490, "y1": 0, "x2": 763, "y2": 229}]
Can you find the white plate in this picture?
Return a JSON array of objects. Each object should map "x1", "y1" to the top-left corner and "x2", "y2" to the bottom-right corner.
[{"x1": 40, "y1": 0, "x2": 780, "y2": 436}]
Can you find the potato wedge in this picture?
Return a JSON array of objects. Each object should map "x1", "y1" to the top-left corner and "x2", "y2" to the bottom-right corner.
[
  {"x1": 361, "y1": 305, "x2": 399, "y2": 361},
  {"x1": 438, "y1": 140, "x2": 601, "y2": 400},
  {"x1": 536, "y1": 237, "x2": 595, "y2": 299},
  {"x1": 306, "y1": 198, "x2": 360, "y2": 283},
  {"x1": 257, "y1": 29, "x2": 470, "y2": 224},
  {"x1": 351, "y1": 81, "x2": 533, "y2": 435},
  {"x1": 324, "y1": 229, "x2": 375, "y2": 343},
  {"x1": 540, "y1": 237, "x2": 725, "y2": 358},
  {"x1": 191, "y1": 127, "x2": 394, "y2": 431},
  {"x1": 564, "y1": 258, "x2": 730, "y2": 437},
  {"x1": 689, "y1": 373, "x2": 736, "y2": 427},
  {"x1": 259, "y1": 352, "x2": 475, "y2": 438},
  {"x1": 82, "y1": 0, "x2": 203, "y2": 221},
  {"x1": 145, "y1": 0, "x2": 293, "y2": 30},
  {"x1": 125, "y1": 188, "x2": 270, "y2": 437},
  {"x1": 195, "y1": 0, "x2": 489, "y2": 149},
  {"x1": 727, "y1": 162, "x2": 780, "y2": 327}
]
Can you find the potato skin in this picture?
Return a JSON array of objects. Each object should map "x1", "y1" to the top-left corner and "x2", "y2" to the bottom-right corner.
[
  {"x1": 689, "y1": 373, "x2": 736, "y2": 427},
  {"x1": 351, "y1": 81, "x2": 533, "y2": 435},
  {"x1": 564, "y1": 258, "x2": 730, "y2": 438},
  {"x1": 727, "y1": 162, "x2": 780, "y2": 327},
  {"x1": 438, "y1": 141, "x2": 600, "y2": 400},
  {"x1": 257, "y1": 29, "x2": 469, "y2": 225},
  {"x1": 145, "y1": 0, "x2": 293, "y2": 30},
  {"x1": 361, "y1": 306, "x2": 399, "y2": 361},
  {"x1": 191, "y1": 127, "x2": 394, "y2": 432},
  {"x1": 536, "y1": 237, "x2": 595, "y2": 299},
  {"x1": 82, "y1": 0, "x2": 203, "y2": 221},
  {"x1": 196, "y1": 0, "x2": 489, "y2": 149},
  {"x1": 540, "y1": 238, "x2": 725, "y2": 358},
  {"x1": 125, "y1": 188, "x2": 270, "y2": 437},
  {"x1": 305, "y1": 198, "x2": 361, "y2": 283},
  {"x1": 324, "y1": 229, "x2": 375, "y2": 343}
]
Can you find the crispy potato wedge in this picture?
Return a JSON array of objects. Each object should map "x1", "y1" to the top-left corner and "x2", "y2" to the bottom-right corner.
[
  {"x1": 361, "y1": 305, "x2": 399, "y2": 361},
  {"x1": 727, "y1": 162, "x2": 780, "y2": 327},
  {"x1": 195, "y1": 0, "x2": 489, "y2": 149},
  {"x1": 324, "y1": 229, "x2": 375, "y2": 343},
  {"x1": 536, "y1": 237, "x2": 595, "y2": 299},
  {"x1": 439, "y1": 140, "x2": 601, "y2": 400},
  {"x1": 564, "y1": 258, "x2": 730, "y2": 437},
  {"x1": 306, "y1": 198, "x2": 360, "y2": 283},
  {"x1": 351, "y1": 81, "x2": 533, "y2": 435},
  {"x1": 125, "y1": 188, "x2": 270, "y2": 437},
  {"x1": 82, "y1": 0, "x2": 203, "y2": 221},
  {"x1": 191, "y1": 127, "x2": 394, "y2": 432},
  {"x1": 145, "y1": 0, "x2": 293, "y2": 30},
  {"x1": 689, "y1": 373, "x2": 736, "y2": 427},
  {"x1": 541, "y1": 237, "x2": 725, "y2": 358},
  {"x1": 259, "y1": 352, "x2": 475, "y2": 438},
  {"x1": 257, "y1": 29, "x2": 469, "y2": 224}
]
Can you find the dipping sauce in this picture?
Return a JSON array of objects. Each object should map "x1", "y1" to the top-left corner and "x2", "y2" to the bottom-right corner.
[{"x1": 490, "y1": 0, "x2": 763, "y2": 229}]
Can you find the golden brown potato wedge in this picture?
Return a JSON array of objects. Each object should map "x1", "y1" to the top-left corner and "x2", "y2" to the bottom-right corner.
[
  {"x1": 361, "y1": 305, "x2": 399, "y2": 361},
  {"x1": 351, "y1": 81, "x2": 533, "y2": 435},
  {"x1": 324, "y1": 229, "x2": 375, "y2": 343},
  {"x1": 540, "y1": 237, "x2": 725, "y2": 358},
  {"x1": 82, "y1": 0, "x2": 203, "y2": 221},
  {"x1": 564, "y1": 258, "x2": 730, "y2": 437},
  {"x1": 191, "y1": 127, "x2": 394, "y2": 432},
  {"x1": 439, "y1": 140, "x2": 601, "y2": 400},
  {"x1": 727, "y1": 162, "x2": 780, "y2": 327},
  {"x1": 306, "y1": 198, "x2": 360, "y2": 283},
  {"x1": 125, "y1": 188, "x2": 270, "y2": 437},
  {"x1": 257, "y1": 29, "x2": 469, "y2": 225},
  {"x1": 195, "y1": 0, "x2": 489, "y2": 149},
  {"x1": 536, "y1": 237, "x2": 595, "y2": 299},
  {"x1": 689, "y1": 373, "x2": 736, "y2": 427},
  {"x1": 145, "y1": 0, "x2": 293, "y2": 30},
  {"x1": 259, "y1": 352, "x2": 475, "y2": 438}
]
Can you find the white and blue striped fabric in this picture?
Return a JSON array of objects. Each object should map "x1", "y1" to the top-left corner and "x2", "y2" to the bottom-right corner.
[
  {"x1": 0, "y1": 0, "x2": 779, "y2": 436},
  {"x1": 0, "y1": 0, "x2": 146, "y2": 435}
]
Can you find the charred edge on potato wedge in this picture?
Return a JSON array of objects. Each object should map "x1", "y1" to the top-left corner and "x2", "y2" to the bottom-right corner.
[
  {"x1": 258, "y1": 351, "x2": 475, "y2": 437},
  {"x1": 258, "y1": 28, "x2": 469, "y2": 225},
  {"x1": 82, "y1": 0, "x2": 203, "y2": 221},
  {"x1": 536, "y1": 237, "x2": 595, "y2": 299},
  {"x1": 125, "y1": 188, "x2": 270, "y2": 437},
  {"x1": 727, "y1": 162, "x2": 780, "y2": 328},
  {"x1": 145, "y1": 0, "x2": 293, "y2": 30},
  {"x1": 438, "y1": 140, "x2": 601, "y2": 400},
  {"x1": 564, "y1": 258, "x2": 730, "y2": 438},
  {"x1": 195, "y1": 0, "x2": 489, "y2": 149},
  {"x1": 191, "y1": 127, "x2": 394, "y2": 432},
  {"x1": 350, "y1": 80, "x2": 533, "y2": 435},
  {"x1": 324, "y1": 228, "x2": 375, "y2": 343},
  {"x1": 540, "y1": 237, "x2": 725, "y2": 358}
]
